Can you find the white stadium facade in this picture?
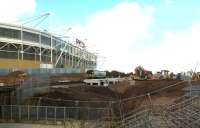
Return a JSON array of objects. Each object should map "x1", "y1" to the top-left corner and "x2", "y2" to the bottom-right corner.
[{"x1": 0, "y1": 22, "x2": 97, "y2": 71}]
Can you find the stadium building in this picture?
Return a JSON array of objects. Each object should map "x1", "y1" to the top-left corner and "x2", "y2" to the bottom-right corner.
[{"x1": 0, "y1": 22, "x2": 97, "y2": 71}]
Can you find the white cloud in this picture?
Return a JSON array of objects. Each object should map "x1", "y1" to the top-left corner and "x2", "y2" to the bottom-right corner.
[
  {"x1": 53, "y1": 2, "x2": 200, "y2": 73},
  {"x1": 137, "y1": 20, "x2": 200, "y2": 73},
  {"x1": 0, "y1": 0, "x2": 36, "y2": 23},
  {"x1": 63, "y1": 2, "x2": 154, "y2": 72},
  {"x1": 164, "y1": 0, "x2": 173, "y2": 5}
]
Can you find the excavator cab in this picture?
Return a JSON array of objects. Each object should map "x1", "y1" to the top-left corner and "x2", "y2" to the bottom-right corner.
[{"x1": 161, "y1": 70, "x2": 170, "y2": 79}]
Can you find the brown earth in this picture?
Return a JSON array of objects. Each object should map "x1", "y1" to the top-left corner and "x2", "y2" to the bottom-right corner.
[
  {"x1": 2, "y1": 71, "x2": 199, "y2": 112},
  {"x1": 50, "y1": 74, "x2": 87, "y2": 84},
  {"x1": 0, "y1": 71, "x2": 27, "y2": 86},
  {"x1": 112, "y1": 80, "x2": 189, "y2": 111},
  {"x1": 34, "y1": 79, "x2": 200, "y2": 111}
]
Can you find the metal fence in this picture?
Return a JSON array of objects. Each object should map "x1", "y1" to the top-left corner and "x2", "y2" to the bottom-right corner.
[
  {"x1": 2, "y1": 97, "x2": 200, "y2": 128},
  {"x1": 15, "y1": 75, "x2": 50, "y2": 104},
  {"x1": 0, "y1": 105, "x2": 110, "y2": 123},
  {"x1": 184, "y1": 85, "x2": 200, "y2": 96}
]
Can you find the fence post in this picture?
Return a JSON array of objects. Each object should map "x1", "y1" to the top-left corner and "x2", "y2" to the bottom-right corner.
[
  {"x1": 45, "y1": 106, "x2": 47, "y2": 121},
  {"x1": 87, "y1": 107, "x2": 90, "y2": 120},
  {"x1": 11, "y1": 105, "x2": 12, "y2": 120},
  {"x1": 28, "y1": 105, "x2": 30, "y2": 121},
  {"x1": 19, "y1": 105, "x2": 21, "y2": 121},
  {"x1": 54, "y1": 107, "x2": 56, "y2": 122},
  {"x1": 109, "y1": 101, "x2": 113, "y2": 128},
  {"x1": 198, "y1": 97, "x2": 200, "y2": 106},
  {"x1": 75, "y1": 101, "x2": 79, "y2": 120},
  {"x1": 64, "y1": 107, "x2": 66, "y2": 122},
  {"x1": 2, "y1": 105, "x2": 4, "y2": 120},
  {"x1": 37, "y1": 106, "x2": 39, "y2": 120}
]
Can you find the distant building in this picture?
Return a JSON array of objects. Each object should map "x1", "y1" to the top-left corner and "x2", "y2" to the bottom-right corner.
[{"x1": 84, "y1": 78, "x2": 123, "y2": 86}]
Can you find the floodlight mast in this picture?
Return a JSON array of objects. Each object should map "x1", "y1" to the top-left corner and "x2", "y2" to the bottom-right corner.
[
  {"x1": 19, "y1": 13, "x2": 51, "y2": 60},
  {"x1": 21, "y1": 12, "x2": 51, "y2": 28}
]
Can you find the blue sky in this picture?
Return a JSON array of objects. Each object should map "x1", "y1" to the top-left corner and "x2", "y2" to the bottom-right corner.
[
  {"x1": 33, "y1": 0, "x2": 200, "y2": 31},
  {"x1": 33, "y1": 0, "x2": 200, "y2": 48},
  {"x1": 36, "y1": 0, "x2": 127, "y2": 26},
  {"x1": 1, "y1": 0, "x2": 200, "y2": 73}
]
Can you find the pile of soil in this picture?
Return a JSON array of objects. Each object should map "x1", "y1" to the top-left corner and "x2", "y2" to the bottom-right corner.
[
  {"x1": 0, "y1": 71, "x2": 27, "y2": 86},
  {"x1": 50, "y1": 73, "x2": 87, "y2": 84},
  {"x1": 34, "y1": 86, "x2": 117, "y2": 107}
]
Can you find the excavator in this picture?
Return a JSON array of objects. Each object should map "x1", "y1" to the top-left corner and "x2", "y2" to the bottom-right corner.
[
  {"x1": 154, "y1": 70, "x2": 174, "y2": 80},
  {"x1": 133, "y1": 66, "x2": 153, "y2": 80}
]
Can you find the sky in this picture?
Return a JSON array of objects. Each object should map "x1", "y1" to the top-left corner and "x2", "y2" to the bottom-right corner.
[{"x1": 1, "y1": 0, "x2": 200, "y2": 73}]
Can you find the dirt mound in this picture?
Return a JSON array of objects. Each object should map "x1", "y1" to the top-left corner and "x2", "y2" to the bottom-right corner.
[
  {"x1": 0, "y1": 70, "x2": 27, "y2": 86},
  {"x1": 34, "y1": 85, "x2": 118, "y2": 107},
  {"x1": 7, "y1": 71, "x2": 27, "y2": 77},
  {"x1": 122, "y1": 80, "x2": 186, "y2": 98},
  {"x1": 38, "y1": 86, "x2": 117, "y2": 101},
  {"x1": 50, "y1": 73, "x2": 87, "y2": 84}
]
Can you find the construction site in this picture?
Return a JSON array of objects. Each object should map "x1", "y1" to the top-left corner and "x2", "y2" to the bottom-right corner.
[
  {"x1": 0, "y1": 11, "x2": 200, "y2": 128},
  {"x1": 0, "y1": 64, "x2": 200, "y2": 128}
]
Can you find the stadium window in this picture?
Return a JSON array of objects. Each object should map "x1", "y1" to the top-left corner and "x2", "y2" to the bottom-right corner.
[
  {"x1": 0, "y1": 27, "x2": 21, "y2": 39},
  {"x1": 23, "y1": 31, "x2": 39, "y2": 43},
  {"x1": 41, "y1": 35, "x2": 51, "y2": 46}
]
